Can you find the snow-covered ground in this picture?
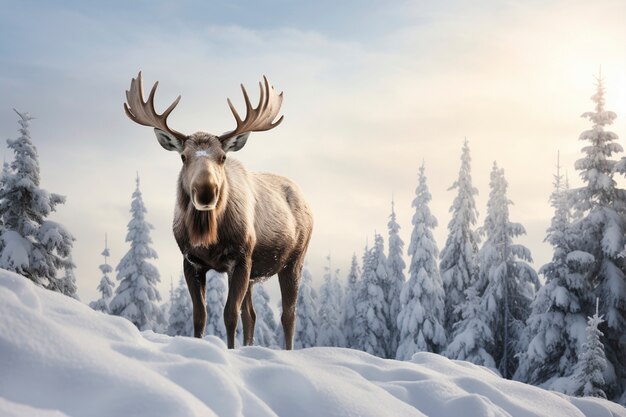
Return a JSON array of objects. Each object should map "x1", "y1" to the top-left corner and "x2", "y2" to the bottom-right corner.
[{"x1": 0, "y1": 270, "x2": 624, "y2": 417}]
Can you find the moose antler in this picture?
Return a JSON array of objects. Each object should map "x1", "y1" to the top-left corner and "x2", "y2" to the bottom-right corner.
[
  {"x1": 124, "y1": 72, "x2": 187, "y2": 141},
  {"x1": 219, "y1": 76, "x2": 284, "y2": 142}
]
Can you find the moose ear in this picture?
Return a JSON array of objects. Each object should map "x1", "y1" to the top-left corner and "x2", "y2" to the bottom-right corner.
[
  {"x1": 154, "y1": 128, "x2": 184, "y2": 152},
  {"x1": 220, "y1": 132, "x2": 250, "y2": 153}
]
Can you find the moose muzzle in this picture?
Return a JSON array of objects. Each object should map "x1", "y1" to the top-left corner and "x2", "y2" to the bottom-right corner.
[{"x1": 192, "y1": 182, "x2": 218, "y2": 211}]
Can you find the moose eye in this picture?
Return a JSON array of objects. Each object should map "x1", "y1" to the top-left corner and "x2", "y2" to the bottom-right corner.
[
  {"x1": 181, "y1": 154, "x2": 186, "y2": 163},
  {"x1": 220, "y1": 154, "x2": 227, "y2": 164}
]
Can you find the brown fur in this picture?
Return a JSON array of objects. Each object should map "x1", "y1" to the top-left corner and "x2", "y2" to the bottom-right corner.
[
  {"x1": 123, "y1": 73, "x2": 309, "y2": 349},
  {"x1": 173, "y1": 133, "x2": 313, "y2": 350},
  {"x1": 182, "y1": 192, "x2": 219, "y2": 247}
]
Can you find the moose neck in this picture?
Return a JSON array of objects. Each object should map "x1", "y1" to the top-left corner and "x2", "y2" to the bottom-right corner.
[{"x1": 179, "y1": 176, "x2": 229, "y2": 248}]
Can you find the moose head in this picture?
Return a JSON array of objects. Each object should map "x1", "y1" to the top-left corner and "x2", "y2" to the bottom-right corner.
[{"x1": 123, "y1": 72, "x2": 284, "y2": 213}]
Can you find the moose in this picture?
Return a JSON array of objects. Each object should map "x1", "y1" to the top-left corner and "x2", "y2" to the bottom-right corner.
[{"x1": 123, "y1": 72, "x2": 313, "y2": 349}]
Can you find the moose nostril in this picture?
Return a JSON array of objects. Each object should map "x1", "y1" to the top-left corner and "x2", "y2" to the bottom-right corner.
[{"x1": 194, "y1": 184, "x2": 216, "y2": 206}]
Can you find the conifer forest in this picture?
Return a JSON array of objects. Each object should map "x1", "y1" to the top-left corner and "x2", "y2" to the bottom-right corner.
[{"x1": 1, "y1": 2, "x2": 626, "y2": 414}]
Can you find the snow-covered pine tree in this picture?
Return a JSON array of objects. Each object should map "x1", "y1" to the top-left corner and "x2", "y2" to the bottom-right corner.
[
  {"x1": 317, "y1": 255, "x2": 346, "y2": 347},
  {"x1": 440, "y1": 139, "x2": 480, "y2": 334},
  {"x1": 580, "y1": 75, "x2": 626, "y2": 398},
  {"x1": 295, "y1": 263, "x2": 319, "y2": 349},
  {"x1": 355, "y1": 236, "x2": 391, "y2": 357},
  {"x1": 396, "y1": 164, "x2": 446, "y2": 360},
  {"x1": 55, "y1": 255, "x2": 78, "y2": 300},
  {"x1": 205, "y1": 273, "x2": 228, "y2": 339},
  {"x1": 443, "y1": 286, "x2": 496, "y2": 368},
  {"x1": 342, "y1": 254, "x2": 361, "y2": 349},
  {"x1": 353, "y1": 244, "x2": 370, "y2": 351},
  {"x1": 205, "y1": 270, "x2": 229, "y2": 341},
  {"x1": 161, "y1": 276, "x2": 174, "y2": 323},
  {"x1": 0, "y1": 161, "x2": 10, "y2": 244},
  {"x1": 386, "y1": 197, "x2": 406, "y2": 356},
  {"x1": 167, "y1": 274, "x2": 193, "y2": 336},
  {"x1": 109, "y1": 175, "x2": 165, "y2": 332},
  {"x1": 332, "y1": 267, "x2": 344, "y2": 310},
  {"x1": 0, "y1": 160, "x2": 9, "y2": 189},
  {"x1": 0, "y1": 109, "x2": 74, "y2": 294},
  {"x1": 275, "y1": 298, "x2": 284, "y2": 346},
  {"x1": 252, "y1": 284, "x2": 279, "y2": 347},
  {"x1": 515, "y1": 155, "x2": 591, "y2": 386},
  {"x1": 479, "y1": 162, "x2": 539, "y2": 378},
  {"x1": 374, "y1": 234, "x2": 395, "y2": 357},
  {"x1": 90, "y1": 234, "x2": 115, "y2": 313},
  {"x1": 573, "y1": 299, "x2": 608, "y2": 399}
]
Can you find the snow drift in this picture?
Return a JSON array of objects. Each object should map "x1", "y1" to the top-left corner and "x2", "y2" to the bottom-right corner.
[{"x1": 0, "y1": 270, "x2": 624, "y2": 417}]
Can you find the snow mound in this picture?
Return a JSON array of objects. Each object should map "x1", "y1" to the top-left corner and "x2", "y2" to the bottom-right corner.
[{"x1": 0, "y1": 270, "x2": 624, "y2": 417}]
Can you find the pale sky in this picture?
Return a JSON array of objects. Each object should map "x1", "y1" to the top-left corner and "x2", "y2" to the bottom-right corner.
[{"x1": 1, "y1": 0, "x2": 625, "y2": 305}]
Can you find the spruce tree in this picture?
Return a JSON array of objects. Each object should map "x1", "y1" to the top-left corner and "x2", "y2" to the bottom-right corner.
[
  {"x1": 109, "y1": 175, "x2": 165, "y2": 331},
  {"x1": 162, "y1": 277, "x2": 174, "y2": 323},
  {"x1": 479, "y1": 163, "x2": 539, "y2": 378},
  {"x1": 295, "y1": 263, "x2": 319, "y2": 349},
  {"x1": 317, "y1": 255, "x2": 346, "y2": 347},
  {"x1": 55, "y1": 255, "x2": 78, "y2": 300},
  {"x1": 167, "y1": 274, "x2": 193, "y2": 336},
  {"x1": 353, "y1": 244, "x2": 370, "y2": 351},
  {"x1": 573, "y1": 299, "x2": 608, "y2": 399},
  {"x1": 355, "y1": 236, "x2": 391, "y2": 357},
  {"x1": 205, "y1": 270, "x2": 229, "y2": 340},
  {"x1": 332, "y1": 267, "x2": 344, "y2": 310},
  {"x1": 443, "y1": 286, "x2": 496, "y2": 368},
  {"x1": 0, "y1": 109, "x2": 74, "y2": 294},
  {"x1": 0, "y1": 161, "x2": 10, "y2": 247},
  {"x1": 373, "y1": 233, "x2": 395, "y2": 357},
  {"x1": 90, "y1": 234, "x2": 115, "y2": 313},
  {"x1": 252, "y1": 284, "x2": 279, "y2": 347},
  {"x1": 275, "y1": 298, "x2": 284, "y2": 346},
  {"x1": 386, "y1": 198, "x2": 406, "y2": 356},
  {"x1": 515, "y1": 156, "x2": 590, "y2": 386},
  {"x1": 440, "y1": 139, "x2": 480, "y2": 334},
  {"x1": 396, "y1": 164, "x2": 446, "y2": 360},
  {"x1": 342, "y1": 254, "x2": 361, "y2": 349},
  {"x1": 581, "y1": 75, "x2": 626, "y2": 397}
]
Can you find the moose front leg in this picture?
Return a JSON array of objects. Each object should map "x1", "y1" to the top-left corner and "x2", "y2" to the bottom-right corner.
[
  {"x1": 224, "y1": 261, "x2": 251, "y2": 349},
  {"x1": 183, "y1": 258, "x2": 208, "y2": 338},
  {"x1": 241, "y1": 282, "x2": 256, "y2": 346},
  {"x1": 278, "y1": 261, "x2": 301, "y2": 350}
]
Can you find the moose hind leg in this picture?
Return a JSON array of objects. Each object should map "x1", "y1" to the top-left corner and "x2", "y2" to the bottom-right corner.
[
  {"x1": 241, "y1": 283, "x2": 256, "y2": 346},
  {"x1": 183, "y1": 259, "x2": 208, "y2": 338},
  {"x1": 278, "y1": 263, "x2": 301, "y2": 350}
]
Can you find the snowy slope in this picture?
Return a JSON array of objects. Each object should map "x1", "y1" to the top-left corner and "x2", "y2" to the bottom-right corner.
[{"x1": 0, "y1": 270, "x2": 624, "y2": 417}]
